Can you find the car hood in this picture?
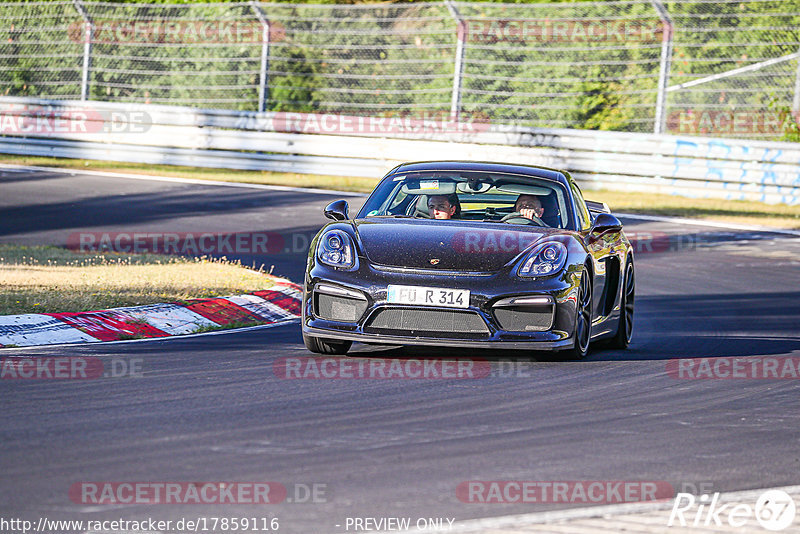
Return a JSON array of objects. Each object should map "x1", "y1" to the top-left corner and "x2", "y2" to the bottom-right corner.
[{"x1": 353, "y1": 218, "x2": 566, "y2": 272}]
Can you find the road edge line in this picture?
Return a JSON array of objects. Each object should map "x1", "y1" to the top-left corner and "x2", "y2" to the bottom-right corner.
[
  {"x1": 0, "y1": 163, "x2": 368, "y2": 197},
  {"x1": 617, "y1": 212, "x2": 800, "y2": 237}
]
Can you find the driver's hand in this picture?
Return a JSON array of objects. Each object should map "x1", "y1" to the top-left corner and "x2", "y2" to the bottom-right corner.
[{"x1": 520, "y1": 208, "x2": 540, "y2": 220}]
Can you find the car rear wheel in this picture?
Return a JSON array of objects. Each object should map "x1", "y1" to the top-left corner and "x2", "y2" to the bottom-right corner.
[
  {"x1": 560, "y1": 269, "x2": 593, "y2": 360},
  {"x1": 302, "y1": 333, "x2": 352, "y2": 355},
  {"x1": 608, "y1": 260, "x2": 635, "y2": 349}
]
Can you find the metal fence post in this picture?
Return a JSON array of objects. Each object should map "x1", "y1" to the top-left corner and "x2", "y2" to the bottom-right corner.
[
  {"x1": 650, "y1": 0, "x2": 673, "y2": 134},
  {"x1": 444, "y1": 0, "x2": 465, "y2": 122},
  {"x1": 793, "y1": 47, "x2": 800, "y2": 115},
  {"x1": 251, "y1": 1, "x2": 271, "y2": 113},
  {"x1": 73, "y1": 0, "x2": 93, "y2": 101}
]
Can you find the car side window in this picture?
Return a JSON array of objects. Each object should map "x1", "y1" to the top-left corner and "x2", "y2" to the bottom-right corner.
[{"x1": 570, "y1": 183, "x2": 591, "y2": 230}]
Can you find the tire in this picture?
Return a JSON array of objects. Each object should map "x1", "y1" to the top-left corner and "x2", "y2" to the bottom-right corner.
[
  {"x1": 560, "y1": 268, "x2": 593, "y2": 360},
  {"x1": 608, "y1": 260, "x2": 635, "y2": 349},
  {"x1": 302, "y1": 333, "x2": 352, "y2": 355}
]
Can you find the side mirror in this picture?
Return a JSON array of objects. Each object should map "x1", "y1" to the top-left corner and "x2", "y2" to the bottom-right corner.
[
  {"x1": 591, "y1": 212, "x2": 622, "y2": 234},
  {"x1": 324, "y1": 200, "x2": 349, "y2": 221}
]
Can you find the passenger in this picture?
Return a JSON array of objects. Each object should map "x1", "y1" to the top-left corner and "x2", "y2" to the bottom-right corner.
[
  {"x1": 427, "y1": 194, "x2": 461, "y2": 220},
  {"x1": 515, "y1": 194, "x2": 545, "y2": 221}
]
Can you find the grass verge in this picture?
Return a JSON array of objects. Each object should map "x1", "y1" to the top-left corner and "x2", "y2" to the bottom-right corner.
[
  {"x1": 583, "y1": 190, "x2": 800, "y2": 230},
  {"x1": 0, "y1": 244, "x2": 277, "y2": 316},
  {"x1": 191, "y1": 320, "x2": 263, "y2": 334},
  {"x1": 1, "y1": 154, "x2": 798, "y2": 229}
]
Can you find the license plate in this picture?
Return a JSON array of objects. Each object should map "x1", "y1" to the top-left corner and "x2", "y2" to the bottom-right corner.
[{"x1": 387, "y1": 285, "x2": 470, "y2": 308}]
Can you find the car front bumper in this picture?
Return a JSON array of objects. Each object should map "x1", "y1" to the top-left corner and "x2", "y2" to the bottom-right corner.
[{"x1": 302, "y1": 260, "x2": 582, "y2": 352}]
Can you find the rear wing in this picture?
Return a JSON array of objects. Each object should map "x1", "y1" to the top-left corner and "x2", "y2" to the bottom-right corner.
[{"x1": 585, "y1": 200, "x2": 611, "y2": 215}]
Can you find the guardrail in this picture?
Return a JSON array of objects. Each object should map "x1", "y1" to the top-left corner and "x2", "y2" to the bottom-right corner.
[{"x1": 1, "y1": 96, "x2": 799, "y2": 205}]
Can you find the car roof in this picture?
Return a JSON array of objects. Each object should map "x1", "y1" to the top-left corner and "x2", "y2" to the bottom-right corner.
[{"x1": 387, "y1": 161, "x2": 571, "y2": 187}]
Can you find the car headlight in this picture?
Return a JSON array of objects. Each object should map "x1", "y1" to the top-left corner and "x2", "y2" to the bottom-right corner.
[
  {"x1": 317, "y1": 229, "x2": 356, "y2": 269},
  {"x1": 518, "y1": 242, "x2": 567, "y2": 277}
]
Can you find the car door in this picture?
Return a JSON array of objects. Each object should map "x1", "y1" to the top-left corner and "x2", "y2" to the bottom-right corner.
[{"x1": 571, "y1": 182, "x2": 618, "y2": 325}]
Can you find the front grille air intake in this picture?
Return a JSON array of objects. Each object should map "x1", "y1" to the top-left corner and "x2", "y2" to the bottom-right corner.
[
  {"x1": 365, "y1": 308, "x2": 489, "y2": 336},
  {"x1": 493, "y1": 308, "x2": 554, "y2": 332},
  {"x1": 315, "y1": 293, "x2": 368, "y2": 322}
]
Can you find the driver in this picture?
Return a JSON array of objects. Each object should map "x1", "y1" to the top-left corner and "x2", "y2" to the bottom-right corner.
[
  {"x1": 515, "y1": 194, "x2": 544, "y2": 221},
  {"x1": 427, "y1": 194, "x2": 461, "y2": 220}
]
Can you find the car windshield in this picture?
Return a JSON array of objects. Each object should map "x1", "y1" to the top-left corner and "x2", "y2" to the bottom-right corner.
[{"x1": 357, "y1": 170, "x2": 572, "y2": 229}]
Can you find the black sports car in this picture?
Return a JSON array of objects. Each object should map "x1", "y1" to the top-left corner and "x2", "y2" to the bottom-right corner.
[{"x1": 302, "y1": 161, "x2": 634, "y2": 359}]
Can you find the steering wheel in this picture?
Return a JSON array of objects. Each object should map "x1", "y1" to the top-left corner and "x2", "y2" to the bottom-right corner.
[
  {"x1": 412, "y1": 209, "x2": 431, "y2": 219},
  {"x1": 500, "y1": 212, "x2": 545, "y2": 226}
]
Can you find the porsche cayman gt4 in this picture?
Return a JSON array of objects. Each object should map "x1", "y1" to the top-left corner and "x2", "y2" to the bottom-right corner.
[{"x1": 302, "y1": 161, "x2": 634, "y2": 359}]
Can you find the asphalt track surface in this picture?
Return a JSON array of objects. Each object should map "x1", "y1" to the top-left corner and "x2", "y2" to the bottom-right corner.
[{"x1": 1, "y1": 166, "x2": 799, "y2": 533}]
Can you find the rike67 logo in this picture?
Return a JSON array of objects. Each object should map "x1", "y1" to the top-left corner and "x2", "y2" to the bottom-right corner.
[{"x1": 669, "y1": 490, "x2": 797, "y2": 531}]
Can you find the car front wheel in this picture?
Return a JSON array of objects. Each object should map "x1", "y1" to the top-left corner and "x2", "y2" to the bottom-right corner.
[
  {"x1": 608, "y1": 260, "x2": 634, "y2": 349},
  {"x1": 560, "y1": 269, "x2": 593, "y2": 360},
  {"x1": 302, "y1": 333, "x2": 352, "y2": 355}
]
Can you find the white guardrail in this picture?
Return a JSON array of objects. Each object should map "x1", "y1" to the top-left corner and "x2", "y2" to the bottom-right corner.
[{"x1": 1, "y1": 96, "x2": 799, "y2": 205}]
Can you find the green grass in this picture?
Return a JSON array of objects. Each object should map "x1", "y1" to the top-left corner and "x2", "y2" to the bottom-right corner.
[
  {"x1": 191, "y1": 320, "x2": 263, "y2": 334},
  {"x1": 0, "y1": 244, "x2": 279, "y2": 315},
  {"x1": 584, "y1": 190, "x2": 800, "y2": 230}
]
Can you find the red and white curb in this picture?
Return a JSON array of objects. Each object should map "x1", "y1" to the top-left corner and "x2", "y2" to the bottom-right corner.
[{"x1": 0, "y1": 279, "x2": 301, "y2": 348}]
